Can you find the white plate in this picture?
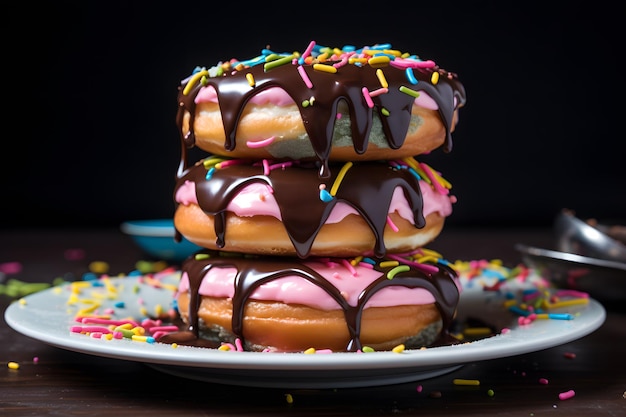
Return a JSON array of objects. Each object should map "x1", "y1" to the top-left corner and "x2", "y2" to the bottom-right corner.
[{"x1": 4, "y1": 274, "x2": 606, "y2": 389}]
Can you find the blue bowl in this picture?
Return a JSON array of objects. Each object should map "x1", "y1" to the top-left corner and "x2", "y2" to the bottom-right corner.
[{"x1": 120, "y1": 219, "x2": 202, "y2": 262}]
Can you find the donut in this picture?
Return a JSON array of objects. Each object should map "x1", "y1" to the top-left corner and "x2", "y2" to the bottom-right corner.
[
  {"x1": 176, "y1": 42, "x2": 466, "y2": 178},
  {"x1": 173, "y1": 157, "x2": 455, "y2": 258},
  {"x1": 158, "y1": 250, "x2": 461, "y2": 352}
]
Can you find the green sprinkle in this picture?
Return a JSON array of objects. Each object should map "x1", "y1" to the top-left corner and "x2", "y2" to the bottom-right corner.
[
  {"x1": 399, "y1": 85, "x2": 420, "y2": 98},
  {"x1": 487, "y1": 389, "x2": 495, "y2": 397},
  {"x1": 381, "y1": 107, "x2": 390, "y2": 116},
  {"x1": 264, "y1": 54, "x2": 296, "y2": 71},
  {"x1": 302, "y1": 99, "x2": 310, "y2": 107},
  {"x1": 194, "y1": 253, "x2": 210, "y2": 260},
  {"x1": 362, "y1": 346, "x2": 375, "y2": 353},
  {"x1": 387, "y1": 265, "x2": 410, "y2": 279}
]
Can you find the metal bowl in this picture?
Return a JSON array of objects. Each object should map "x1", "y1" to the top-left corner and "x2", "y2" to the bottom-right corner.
[
  {"x1": 515, "y1": 243, "x2": 626, "y2": 303},
  {"x1": 555, "y1": 209, "x2": 626, "y2": 263}
]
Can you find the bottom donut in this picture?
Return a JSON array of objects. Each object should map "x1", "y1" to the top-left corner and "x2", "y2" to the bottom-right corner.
[{"x1": 158, "y1": 250, "x2": 462, "y2": 352}]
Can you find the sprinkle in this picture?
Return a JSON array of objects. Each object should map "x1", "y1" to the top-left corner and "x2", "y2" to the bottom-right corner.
[
  {"x1": 362, "y1": 346, "x2": 375, "y2": 353},
  {"x1": 387, "y1": 265, "x2": 410, "y2": 279},
  {"x1": 312, "y1": 63, "x2": 337, "y2": 74},
  {"x1": 386, "y1": 215, "x2": 399, "y2": 232},
  {"x1": 453, "y1": 379, "x2": 480, "y2": 386},
  {"x1": 405, "y1": 67, "x2": 418, "y2": 85},
  {"x1": 246, "y1": 136, "x2": 275, "y2": 149},
  {"x1": 487, "y1": 389, "x2": 495, "y2": 397},
  {"x1": 564, "y1": 352, "x2": 577, "y2": 359},
  {"x1": 263, "y1": 54, "x2": 296, "y2": 71},
  {"x1": 361, "y1": 87, "x2": 374, "y2": 108},
  {"x1": 304, "y1": 347, "x2": 316, "y2": 354},
  {"x1": 329, "y1": 162, "x2": 353, "y2": 196},
  {"x1": 7, "y1": 361, "x2": 19, "y2": 370},
  {"x1": 539, "y1": 378, "x2": 549, "y2": 385},
  {"x1": 376, "y1": 68, "x2": 388, "y2": 88},
  {"x1": 297, "y1": 65, "x2": 313, "y2": 88},
  {"x1": 285, "y1": 393, "x2": 294, "y2": 404},
  {"x1": 381, "y1": 108, "x2": 390, "y2": 116},
  {"x1": 431, "y1": 71, "x2": 440, "y2": 84},
  {"x1": 298, "y1": 40, "x2": 316, "y2": 64},
  {"x1": 245, "y1": 72, "x2": 255, "y2": 87},
  {"x1": 368, "y1": 55, "x2": 391, "y2": 68},
  {"x1": 392, "y1": 344, "x2": 405, "y2": 353},
  {"x1": 88, "y1": 261, "x2": 109, "y2": 274},
  {"x1": 379, "y1": 260, "x2": 399, "y2": 268},
  {"x1": 368, "y1": 87, "x2": 388, "y2": 97},
  {"x1": 558, "y1": 390, "x2": 575, "y2": 400},
  {"x1": 182, "y1": 69, "x2": 209, "y2": 95},
  {"x1": 399, "y1": 85, "x2": 420, "y2": 98},
  {"x1": 463, "y1": 327, "x2": 492, "y2": 336}
]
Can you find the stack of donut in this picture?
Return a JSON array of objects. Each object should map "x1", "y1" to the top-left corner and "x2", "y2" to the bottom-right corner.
[{"x1": 160, "y1": 42, "x2": 467, "y2": 352}]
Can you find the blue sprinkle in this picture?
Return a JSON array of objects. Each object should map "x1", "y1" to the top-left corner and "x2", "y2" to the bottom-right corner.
[
  {"x1": 206, "y1": 167, "x2": 215, "y2": 180},
  {"x1": 114, "y1": 301, "x2": 125, "y2": 308},
  {"x1": 361, "y1": 257, "x2": 377, "y2": 265},
  {"x1": 128, "y1": 270, "x2": 143, "y2": 276},
  {"x1": 407, "y1": 167, "x2": 422, "y2": 181},
  {"x1": 81, "y1": 272, "x2": 98, "y2": 281},
  {"x1": 405, "y1": 67, "x2": 419, "y2": 85},
  {"x1": 319, "y1": 188, "x2": 333, "y2": 202},
  {"x1": 548, "y1": 313, "x2": 574, "y2": 320}
]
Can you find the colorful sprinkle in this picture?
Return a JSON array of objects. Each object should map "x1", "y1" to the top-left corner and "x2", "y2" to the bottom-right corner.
[
  {"x1": 559, "y1": 389, "x2": 575, "y2": 400},
  {"x1": 453, "y1": 378, "x2": 480, "y2": 386},
  {"x1": 312, "y1": 63, "x2": 337, "y2": 74}
]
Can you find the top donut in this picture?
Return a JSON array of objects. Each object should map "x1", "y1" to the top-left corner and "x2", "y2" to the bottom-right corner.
[{"x1": 177, "y1": 42, "x2": 466, "y2": 178}]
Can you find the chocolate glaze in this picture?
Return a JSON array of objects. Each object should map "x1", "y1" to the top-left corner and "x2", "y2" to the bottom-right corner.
[
  {"x1": 176, "y1": 160, "x2": 429, "y2": 258},
  {"x1": 158, "y1": 251, "x2": 460, "y2": 352},
  {"x1": 176, "y1": 54, "x2": 466, "y2": 179}
]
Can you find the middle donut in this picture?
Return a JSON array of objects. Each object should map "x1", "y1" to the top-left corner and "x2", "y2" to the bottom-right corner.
[{"x1": 174, "y1": 157, "x2": 455, "y2": 259}]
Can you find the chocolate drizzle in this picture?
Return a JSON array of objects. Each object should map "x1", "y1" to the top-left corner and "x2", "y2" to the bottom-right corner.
[
  {"x1": 176, "y1": 55, "x2": 466, "y2": 179},
  {"x1": 158, "y1": 251, "x2": 460, "y2": 352},
  {"x1": 176, "y1": 160, "x2": 427, "y2": 258}
]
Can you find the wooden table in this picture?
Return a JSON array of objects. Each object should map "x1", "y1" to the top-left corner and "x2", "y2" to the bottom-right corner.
[{"x1": 1, "y1": 228, "x2": 625, "y2": 416}]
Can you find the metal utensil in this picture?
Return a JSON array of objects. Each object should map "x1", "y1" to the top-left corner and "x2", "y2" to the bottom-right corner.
[
  {"x1": 515, "y1": 243, "x2": 626, "y2": 302},
  {"x1": 554, "y1": 209, "x2": 626, "y2": 263}
]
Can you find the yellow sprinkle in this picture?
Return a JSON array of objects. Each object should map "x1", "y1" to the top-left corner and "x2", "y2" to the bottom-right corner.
[
  {"x1": 463, "y1": 327, "x2": 492, "y2": 336},
  {"x1": 348, "y1": 57, "x2": 368, "y2": 65},
  {"x1": 19, "y1": 298, "x2": 26, "y2": 305},
  {"x1": 453, "y1": 378, "x2": 480, "y2": 386},
  {"x1": 89, "y1": 261, "x2": 109, "y2": 274},
  {"x1": 329, "y1": 162, "x2": 353, "y2": 196},
  {"x1": 431, "y1": 71, "x2": 440, "y2": 84},
  {"x1": 246, "y1": 72, "x2": 255, "y2": 87},
  {"x1": 132, "y1": 326, "x2": 145, "y2": 335},
  {"x1": 131, "y1": 335, "x2": 149, "y2": 343},
  {"x1": 154, "y1": 304, "x2": 163, "y2": 316},
  {"x1": 379, "y1": 260, "x2": 400, "y2": 268},
  {"x1": 383, "y1": 49, "x2": 402, "y2": 57},
  {"x1": 285, "y1": 393, "x2": 294, "y2": 404},
  {"x1": 368, "y1": 55, "x2": 391, "y2": 68},
  {"x1": 103, "y1": 333, "x2": 114, "y2": 340},
  {"x1": 218, "y1": 344, "x2": 231, "y2": 351},
  {"x1": 7, "y1": 361, "x2": 19, "y2": 370},
  {"x1": 376, "y1": 68, "x2": 388, "y2": 88},
  {"x1": 116, "y1": 323, "x2": 133, "y2": 330},
  {"x1": 171, "y1": 343, "x2": 179, "y2": 349},
  {"x1": 387, "y1": 265, "x2": 410, "y2": 279},
  {"x1": 415, "y1": 255, "x2": 439, "y2": 264},
  {"x1": 313, "y1": 63, "x2": 337, "y2": 74},
  {"x1": 195, "y1": 253, "x2": 210, "y2": 261},
  {"x1": 392, "y1": 344, "x2": 405, "y2": 353},
  {"x1": 303, "y1": 347, "x2": 316, "y2": 354},
  {"x1": 350, "y1": 256, "x2": 363, "y2": 266},
  {"x1": 182, "y1": 69, "x2": 209, "y2": 95},
  {"x1": 203, "y1": 157, "x2": 225, "y2": 168},
  {"x1": 503, "y1": 299, "x2": 518, "y2": 308},
  {"x1": 140, "y1": 307, "x2": 148, "y2": 316},
  {"x1": 420, "y1": 248, "x2": 443, "y2": 258},
  {"x1": 546, "y1": 298, "x2": 589, "y2": 309}
]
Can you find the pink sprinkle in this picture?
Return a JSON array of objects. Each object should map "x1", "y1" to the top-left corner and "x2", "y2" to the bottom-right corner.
[
  {"x1": 262, "y1": 159, "x2": 270, "y2": 175},
  {"x1": 416, "y1": 385, "x2": 423, "y2": 393},
  {"x1": 358, "y1": 261, "x2": 374, "y2": 269},
  {"x1": 386, "y1": 215, "x2": 399, "y2": 232},
  {"x1": 268, "y1": 161, "x2": 293, "y2": 171},
  {"x1": 500, "y1": 328, "x2": 511, "y2": 334},
  {"x1": 0, "y1": 261, "x2": 22, "y2": 274},
  {"x1": 555, "y1": 289, "x2": 589, "y2": 298},
  {"x1": 539, "y1": 378, "x2": 549, "y2": 385},
  {"x1": 33, "y1": 357, "x2": 39, "y2": 363},
  {"x1": 301, "y1": 40, "x2": 316, "y2": 60},
  {"x1": 387, "y1": 254, "x2": 439, "y2": 274},
  {"x1": 246, "y1": 136, "x2": 276, "y2": 149},
  {"x1": 235, "y1": 338, "x2": 244, "y2": 352},
  {"x1": 368, "y1": 87, "x2": 388, "y2": 97},
  {"x1": 361, "y1": 87, "x2": 374, "y2": 108},
  {"x1": 340, "y1": 259, "x2": 357, "y2": 276},
  {"x1": 336, "y1": 113, "x2": 342, "y2": 119},
  {"x1": 332, "y1": 56, "x2": 349, "y2": 68},
  {"x1": 90, "y1": 332, "x2": 104, "y2": 339},
  {"x1": 64, "y1": 249, "x2": 85, "y2": 261},
  {"x1": 147, "y1": 325, "x2": 179, "y2": 333},
  {"x1": 297, "y1": 65, "x2": 313, "y2": 88},
  {"x1": 564, "y1": 352, "x2": 577, "y2": 359},
  {"x1": 559, "y1": 389, "x2": 575, "y2": 400},
  {"x1": 113, "y1": 332, "x2": 124, "y2": 339},
  {"x1": 71, "y1": 326, "x2": 112, "y2": 334},
  {"x1": 418, "y1": 162, "x2": 449, "y2": 195},
  {"x1": 315, "y1": 349, "x2": 333, "y2": 354}
]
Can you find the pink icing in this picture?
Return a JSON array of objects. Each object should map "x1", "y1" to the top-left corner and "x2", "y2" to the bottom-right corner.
[
  {"x1": 175, "y1": 180, "x2": 453, "y2": 223},
  {"x1": 177, "y1": 260, "x2": 454, "y2": 310},
  {"x1": 195, "y1": 85, "x2": 439, "y2": 110}
]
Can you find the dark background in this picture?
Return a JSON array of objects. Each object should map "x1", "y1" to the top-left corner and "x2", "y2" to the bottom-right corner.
[{"x1": 2, "y1": 1, "x2": 624, "y2": 231}]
